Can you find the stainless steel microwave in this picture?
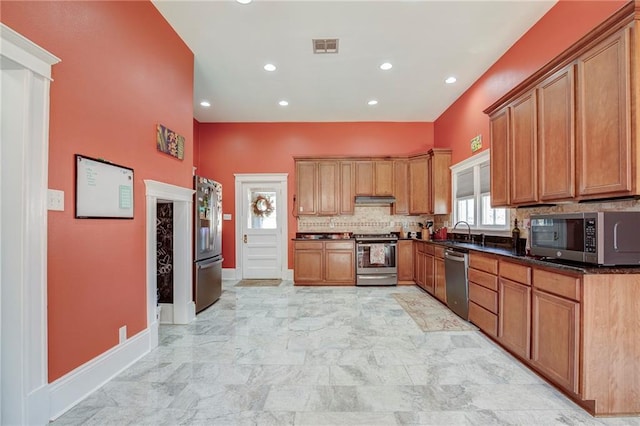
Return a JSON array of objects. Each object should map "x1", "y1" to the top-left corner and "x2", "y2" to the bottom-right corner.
[{"x1": 530, "y1": 212, "x2": 640, "y2": 265}]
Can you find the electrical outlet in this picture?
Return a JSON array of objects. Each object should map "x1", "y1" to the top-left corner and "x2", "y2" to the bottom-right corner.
[
  {"x1": 119, "y1": 326, "x2": 127, "y2": 344},
  {"x1": 47, "y1": 189, "x2": 64, "y2": 211}
]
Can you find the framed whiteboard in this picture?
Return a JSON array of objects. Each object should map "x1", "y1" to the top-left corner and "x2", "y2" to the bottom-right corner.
[{"x1": 75, "y1": 154, "x2": 134, "y2": 219}]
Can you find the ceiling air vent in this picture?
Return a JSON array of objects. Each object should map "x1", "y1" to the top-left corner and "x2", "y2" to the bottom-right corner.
[{"x1": 313, "y1": 38, "x2": 339, "y2": 54}]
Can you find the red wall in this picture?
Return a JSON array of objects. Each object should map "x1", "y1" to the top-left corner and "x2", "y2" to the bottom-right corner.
[
  {"x1": 434, "y1": 0, "x2": 628, "y2": 165},
  {"x1": 196, "y1": 122, "x2": 434, "y2": 268},
  {"x1": 2, "y1": 2, "x2": 194, "y2": 381}
]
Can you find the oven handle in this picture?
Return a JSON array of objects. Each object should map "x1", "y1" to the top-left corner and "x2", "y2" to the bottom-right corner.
[
  {"x1": 357, "y1": 242, "x2": 397, "y2": 247},
  {"x1": 358, "y1": 275, "x2": 395, "y2": 280}
]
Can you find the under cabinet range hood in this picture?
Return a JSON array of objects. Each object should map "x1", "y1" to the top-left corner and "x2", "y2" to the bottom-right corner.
[{"x1": 354, "y1": 195, "x2": 396, "y2": 205}]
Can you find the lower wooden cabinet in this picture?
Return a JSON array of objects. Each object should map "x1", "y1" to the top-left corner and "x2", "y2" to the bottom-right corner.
[
  {"x1": 434, "y1": 246, "x2": 446, "y2": 302},
  {"x1": 498, "y1": 277, "x2": 531, "y2": 359},
  {"x1": 531, "y1": 289, "x2": 579, "y2": 394},
  {"x1": 469, "y1": 301, "x2": 497, "y2": 338},
  {"x1": 294, "y1": 240, "x2": 355, "y2": 285},
  {"x1": 397, "y1": 240, "x2": 414, "y2": 284}
]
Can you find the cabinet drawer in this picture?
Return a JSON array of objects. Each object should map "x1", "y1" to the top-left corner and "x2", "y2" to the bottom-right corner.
[
  {"x1": 294, "y1": 241, "x2": 323, "y2": 250},
  {"x1": 423, "y1": 243, "x2": 435, "y2": 255},
  {"x1": 325, "y1": 241, "x2": 355, "y2": 250},
  {"x1": 469, "y1": 282, "x2": 498, "y2": 314},
  {"x1": 533, "y1": 269, "x2": 581, "y2": 301},
  {"x1": 468, "y1": 268, "x2": 498, "y2": 291},
  {"x1": 469, "y1": 301, "x2": 497, "y2": 337},
  {"x1": 500, "y1": 260, "x2": 531, "y2": 285},
  {"x1": 434, "y1": 246, "x2": 445, "y2": 259},
  {"x1": 469, "y1": 253, "x2": 498, "y2": 274}
]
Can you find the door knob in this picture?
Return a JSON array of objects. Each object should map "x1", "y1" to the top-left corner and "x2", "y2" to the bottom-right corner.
[{"x1": 243, "y1": 235, "x2": 247, "y2": 243}]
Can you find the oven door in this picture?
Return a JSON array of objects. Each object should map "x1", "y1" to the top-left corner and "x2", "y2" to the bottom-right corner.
[{"x1": 356, "y1": 242, "x2": 397, "y2": 274}]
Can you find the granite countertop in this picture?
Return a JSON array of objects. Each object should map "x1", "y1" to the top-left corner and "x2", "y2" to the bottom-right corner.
[{"x1": 417, "y1": 239, "x2": 640, "y2": 275}]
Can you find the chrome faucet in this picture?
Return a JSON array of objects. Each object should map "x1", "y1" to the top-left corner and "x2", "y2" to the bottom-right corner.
[{"x1": 453, "y1": 220, "x2": 471, "y2": 241}]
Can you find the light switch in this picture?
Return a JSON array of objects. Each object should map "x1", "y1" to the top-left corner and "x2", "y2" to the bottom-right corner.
[
  {"x1": 223, "y1": 214, "x2": 232, "y2": 220},
  {"x1": 47, "y1": 189, "x2": 64, "y2": 211}
]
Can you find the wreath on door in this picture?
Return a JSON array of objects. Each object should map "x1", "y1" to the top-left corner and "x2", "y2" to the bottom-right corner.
[{"x1": 251, "y1": 194, "x2": 274, "y2": 218}]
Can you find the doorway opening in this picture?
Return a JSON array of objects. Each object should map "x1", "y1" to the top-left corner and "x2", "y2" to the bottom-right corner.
[{"x1": 156, "y1": 200, "x2": 174, "y2": 324}]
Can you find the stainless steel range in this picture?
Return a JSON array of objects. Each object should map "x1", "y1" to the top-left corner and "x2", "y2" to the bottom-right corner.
[{"x1": 355, "y1": 234, "x2": 398, "y2": 286}]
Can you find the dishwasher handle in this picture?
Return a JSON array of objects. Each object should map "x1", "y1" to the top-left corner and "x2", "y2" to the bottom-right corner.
[{"x1": 444, "y1": 249, "x2": 467, "y2": 262}]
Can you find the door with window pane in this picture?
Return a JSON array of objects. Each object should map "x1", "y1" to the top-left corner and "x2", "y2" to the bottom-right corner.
[{"x1": 241, "y1": 182, "x2": 283, "y2": 279}]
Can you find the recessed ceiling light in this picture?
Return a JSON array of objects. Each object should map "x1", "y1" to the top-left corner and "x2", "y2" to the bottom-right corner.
[
  {"x1": 236, "y1": 0, "x2": 252, "y2": 4},
  {"x1": 200, "y1": 101, "x2": 211, "y2": 107},
  {"x1": 380, "y1": 62, "x2": 393, "y2": 71},
  {"x1": 279, "y1": 100, "x2": 289, "y2": 106},
  {"x1": 368, "y1": 100, "x2": 378, "y2": 106},
  {"x1": 445, "y1": 76, "x2": 457, "y2": 84},
  {"x1": 264, "y1": 63, "x2": 276, "y2": 72}
]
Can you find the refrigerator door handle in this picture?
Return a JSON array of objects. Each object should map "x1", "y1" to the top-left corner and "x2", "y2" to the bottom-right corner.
[{"x1": 197, "y1": 257, "x2": 223, "y2": 270}]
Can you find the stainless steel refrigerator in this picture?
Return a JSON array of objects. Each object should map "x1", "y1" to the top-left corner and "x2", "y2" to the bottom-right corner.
[{"x1": 194, "y1": 176, "x2": 223, "y2": 313}]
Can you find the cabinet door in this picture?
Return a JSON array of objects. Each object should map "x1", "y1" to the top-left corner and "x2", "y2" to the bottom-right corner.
[
  {"x1": 317, "y1": 161, "x2": 339, "y2": 215},
  {"x1": 531, "y1": 290, "x2": 579, "y2": 394},
  {"x1": 355, "y1": 161, "x2": 374, "y2": 195},
  {"x1": 409, "y1": 156, "x2": 429, "y2": 214},
  {"x1": 538, "y1": 66, "x2": 575, "y2": 201},
  {"x1": 489, "y1": 108, "x2": 510, "y2": 207},
  {"x1": 296, "y1": 161, "x2": 317, "y2": 215},
  {"x1": 339, "y1": 161, "x2": 354, "y2": 215},
  {"x1": 423, "y1": 253, "x2": 435, "y2": 295},
  {"x1": 498, "y1": 278, "x2": 531, "y2": 359},
  {"x1": 325, "y1": 247, "x2": 355, "y2": 284},
  {"x1": 415, "y1": 247, "x2": 425, "y2": 288},
  {"x1": 374, "y1": 161, "x2": 394, "y2": 195},
  {"x1": 434, "y1": 257, "x2": 446, "y2": 302},
  {"x1": 397, "y1": 240, "x2": 414, "y2": 283},
  {"x1": 430, "y1": 149, "x2": 452, "y2": 214},
  {"x1": 393, "y1": 160, "x2": 409, "y2": 215},
  {"x1": 510, "y1": 92, "x2": 538, "y2": 205},
  {"x1": 576, "y1": 28, "x2": 632, "y2": 197},
  {"x1": 294, "y1": 247, "x2": 323, "y2": 284}
]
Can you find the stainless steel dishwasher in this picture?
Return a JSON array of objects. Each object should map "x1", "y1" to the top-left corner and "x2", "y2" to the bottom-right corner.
[{"x1": 444, "y1": 247, "x2": 469, "y2": 320}]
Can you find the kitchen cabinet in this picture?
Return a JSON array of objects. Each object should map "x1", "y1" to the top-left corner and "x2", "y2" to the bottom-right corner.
[
  {"x1": 429, "y1": 149, "x2": 452, "y2": 214},
  {"x1": 489, "y1": 108, "x2": 510, "y2": 207},
  {"x1": 296, "y1": 161, "x2": 317, "y2": 215},
  {"x1": 468, "y1": 252, "x2": 499, "y2": 337},
  {"x1": 340, "y1": 161, "x2": 354, "y2": 215},
  {"x1": 294, "y1": 240, "x2": 355, "y2": 285},
  {"x1": 510, "y1": 92, "x2": 538, "y2": 205},
  {"x1": 433, "y1": 245, "x2": 446, "y2": 302},
  {"x1": 531, "y1": 268, "x2": 580, "y2": 394},
  {"x1": 408, "y1": 155, "x2": 429, "y2": 214},
  {"x1": 393, "y1": 160, "x2": 409, "y2": 215},
  {"x1": 538, "y1": 67, "x2": 575, "y2": 201},
  {"x1": 413, "y1": 241, "x2": 434, "y2": 294},
  {"x1": 397, "y1": 239, "x2": 414, "y2": 284},
  {"x1": 498, "y1": 261, "x2": 531, "y2": 359},
  {"x1": 355, "y1": 160, "x2": 393, "y2": 196},
  {"x1": 294, "y1": 158, "x2": 353, "y2": 216},
  {"x1": 486, "y1": 8, "x2": 640, "y2": 205},
  {"x1": 576, "y1": 27, "x2": 632, "y2": 198}
]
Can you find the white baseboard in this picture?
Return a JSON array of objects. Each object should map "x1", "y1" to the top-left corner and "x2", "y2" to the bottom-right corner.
[
  {"x1": 48, "y1": 329, "x2": 150, "y2": 421},
  {"x1": 159, "y1": 302, "x2": 173, "y2": 324}
]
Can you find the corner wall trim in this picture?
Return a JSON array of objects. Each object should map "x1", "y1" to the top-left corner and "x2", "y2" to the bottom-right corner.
[{"x1": 48, "y1": 330, "x2": 150, "y2": 421}]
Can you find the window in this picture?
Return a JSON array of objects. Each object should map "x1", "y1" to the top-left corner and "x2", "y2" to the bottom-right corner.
[{"x1": 451, "y1": 150, "x2": 508, "y2": 231}]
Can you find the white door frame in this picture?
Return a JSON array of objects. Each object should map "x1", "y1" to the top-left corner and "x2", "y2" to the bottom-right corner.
[
  {"x1": 1, "y1": 23, "x2": 60, "y2": 425},
  {"x1": 234, "y1": 174, "x2": 289, "y2": 280},
  {"x1": 144, "y1": 180, "x2": 195, "y2": 342}
]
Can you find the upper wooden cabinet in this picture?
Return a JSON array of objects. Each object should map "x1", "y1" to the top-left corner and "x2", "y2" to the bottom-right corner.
[
  {"x1": 409, "y1": 150, "x2": 452, "y2": 214},
  {"x1": 339, "y1": 161, "x2": 355, "y2": 215},
  {"x1": 295, "y1": 159, "x2": 351, "y2": 216},
  {"x1": 485, "y1": 6, "x2": 640, "y2": 206},
  {"x1": 296, "y1": 161, "x2": 317, "y2": 215},
  {"x1": 317, "y1": 161, "x2": 340, "y2": 215},
  {"x1": 355, "y1": 160, "x2": 393, "y2": 196},
  {"x1": 409, "y1": 155, "x2": 429, "y2": 214},
  {"x1": 393, "y1": 160, "x2": 409, "y2": 215},
  {"x1": 576, "y1": 27, "x2": 632, "y2": 198}
]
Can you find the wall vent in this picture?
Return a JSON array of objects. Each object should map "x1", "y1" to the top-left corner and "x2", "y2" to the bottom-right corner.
[{"x1": 313, "y1": 38, "x2": 339, "y2": 54}]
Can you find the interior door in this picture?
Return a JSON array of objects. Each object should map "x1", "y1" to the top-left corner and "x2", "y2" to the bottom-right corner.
[{"x1": 241, "y1": 182, "x2": 283, "y2": 279}]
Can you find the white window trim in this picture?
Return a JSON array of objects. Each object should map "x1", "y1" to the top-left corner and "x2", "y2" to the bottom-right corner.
[{"x1": 450, "y1": 150, "x2": 510, "y2": 235}]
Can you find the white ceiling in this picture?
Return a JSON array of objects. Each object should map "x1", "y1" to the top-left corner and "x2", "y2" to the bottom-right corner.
[{"x1": 152, "y1": 0, "x2": 556, "y2": 123}]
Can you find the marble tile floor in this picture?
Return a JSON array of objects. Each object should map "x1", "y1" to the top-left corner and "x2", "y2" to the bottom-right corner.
[{"x1": 51, "y1": 281, "x2": 640, "y2": 426}]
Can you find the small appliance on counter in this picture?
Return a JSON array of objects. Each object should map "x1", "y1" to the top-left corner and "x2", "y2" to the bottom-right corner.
[
  {"x1": 530, "y1": 211, "x2": 640, "y2": 265},
  {"x1": 193, "y1": 176, "x2": 223, "y2": 313}
]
